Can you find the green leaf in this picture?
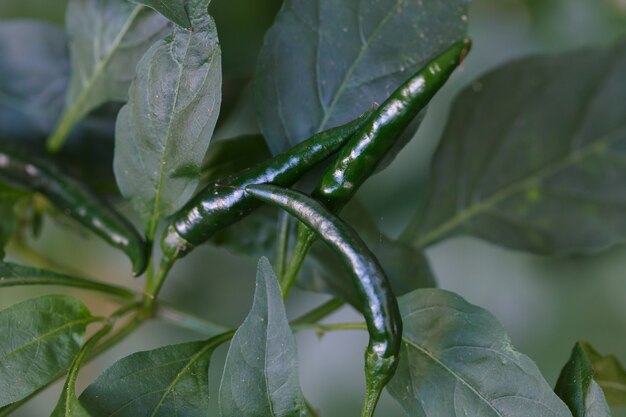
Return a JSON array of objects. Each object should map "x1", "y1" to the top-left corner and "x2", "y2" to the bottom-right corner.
[
  {"x1": 50, "y1": 325, "x2": 112, "y2": 417},
  {"x1": 79, "y1": 334, "x2": 230, "y2": 417},
  {"x1": 580, "y1": 341, "x2": 626, "y2": 407},
  {"x1": 114, "y1": 0, "x2": 222, "y2": 238},
  {"x1": 0, "y1": 20, "x2": 68, "y2": 140},
  {"x1": 200, "y1": 134, "x2": 271, "y2": 188},
  {"x1": 219, "y1": 257, "x2": 308, "y2": 417},
  {"x1": 47, "y1": 0, "x2": 170, "y2": 151},
  {"x1": 255, "y1": 0, "x2": 469, "y2": 154},
  {"x1": 555, "y1": 342, "x2": 611, "y2": 417},
  {"x1": 387, "y1": 289, "x2": 573, "y2": 417},
  {"x1": 0, "y1": 295, "x2": 93, "y2": 407},
  {"x1": 413, "y1": 40, "x2": 626, "y2": 254},
  {"x1": 130, "y1": 0, "x2": 191, "y2": 29},
  {"x1": 0, "y1": 262, "x2": 135, "y2": 299}
]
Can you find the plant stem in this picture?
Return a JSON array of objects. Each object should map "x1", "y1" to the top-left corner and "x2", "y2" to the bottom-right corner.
[
  {"x1": 275, "y1": 211, "x2": 291, "y2": 281},
  {"x1": 280, "y1": 230, "x2": 316, "y2": 297},
  {"x1": 0, "y1": 305, "x2": 142, "y2": 417},
  {"x1": 143, "y1": 256, "x2": 174, "y2": 312}
]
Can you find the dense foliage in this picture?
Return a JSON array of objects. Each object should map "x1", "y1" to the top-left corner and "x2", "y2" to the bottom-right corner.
[{"x1": 1, "y1": 0, "x2": 626, "y2": 416}]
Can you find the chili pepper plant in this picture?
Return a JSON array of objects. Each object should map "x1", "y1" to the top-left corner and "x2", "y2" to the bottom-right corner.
[{"x1": 1, "y1": 0, "x2": 626, "y2": 416}]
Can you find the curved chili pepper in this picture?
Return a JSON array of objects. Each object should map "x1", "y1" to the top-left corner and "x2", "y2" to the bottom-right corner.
[
  {"x1": 285, "y1": 38, "x2": 472, "y2": 292},
  {"x1": 0, "y1": 145, "x2": 148, "y2": 276},
  {"x1": 161, "y1": 110, "x2": 373, "y2": 261},
  {"x1": 243, "y1": 183, "x2": 401, "y2": 417}
]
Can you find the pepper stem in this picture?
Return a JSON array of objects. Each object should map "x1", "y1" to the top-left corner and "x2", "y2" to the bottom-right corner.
[
  {"x1": 280, "y1": 226, "x2": 316, "y2": 298},
  {"x1": 143, "y1": 256, "x2": 175, "y2": 312}
]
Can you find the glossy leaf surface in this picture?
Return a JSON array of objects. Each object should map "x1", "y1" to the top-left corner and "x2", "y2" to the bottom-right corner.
[
  {"x1": 414, "y1": 40, "x2": 626, "y2": 254},
  {"x1": 581, "y1": 341, "x2": 626, "y2": 407},
  {"x1": 49, "y1": 0, "x2": 170, "y2": 150},
  {"x1": 555, "y1": 342, "x2": 611, "y2": 417},
  {"x1": 114, "y1": 0, "x2": 221, "y2": 237},
  {"x1": 219, "y1": 257, "x2": 308, "y2": 417},
  {"x1": 256, "y1": 0, "x2": 469, "y2": 154},
  {"x1": 130, "y1": 0, "x2": 191, "y2": 29},
  {"x1": 80, "y1": 338, "x2": 224, "y2": 417},
  {"x1": 387, "y1": 289, "x2": 573, "y2": 417},
  {"x1": 0, "y1": 295, "x2": 92, "y2": 407}
]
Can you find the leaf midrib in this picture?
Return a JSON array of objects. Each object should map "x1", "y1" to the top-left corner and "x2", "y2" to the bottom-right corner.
[
  {"x1": 146, "y1": 30, "x2": 193, "y2": 239},
  {"x1": 316, "y1": 0, "x2": 405, "y2": 132},
  {"x1": 147, "y1": 342, "x2": 216, "y2": 417},
  {"x1": 0, "y1": 316, "x2": 92, "y2": 362},
  {"x1": 416, "y1": 124, "x2": 626, "y2": 248},
  {"x1": 69, "y1": 5, "x2": 143, "y2": 117},
  {"x1": 403, "y1": 336, "x2": 505, "y2": 416}
]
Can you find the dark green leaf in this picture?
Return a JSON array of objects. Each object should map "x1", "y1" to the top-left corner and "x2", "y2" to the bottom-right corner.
[
  {"x1": 114, "y1": 0, "x2": 222, "y2": 237},
  {"x1": 0, "y1": 295, "x2": 92, "y2": 407},
  {"x1": 0, "y1": 262, "x2": 135, "y2": 299},
  {"x1": 79, "y1": 336, "x2": 228, "y2": 417},
  {"x1": 581, "y1": 341, "x2": 626, "y2": 407},
  {"x1": 47, "y1": 0, "x2": 170, "y2": 150},
  {"x1": 0, "y1": 20, "x2": 68, "y2": 140},
  {"x1": 219, "y1": 257, "x2": 308, "y2": 417},
  {"x1": 200, "y1": 134, "x2": 270, "y2": 188},
  {"x1": 50, "y1": 325, "x2": 112, "y2": 417},
  {"x1": 414, "y1": 40, "x2": 626, "y2": 255},
  {"x1": 255, "y1": 0, "x2": 469, "y2": 154},
  {"x1": 387, "y1": 289, "x2": 572, "y2": 417},
  {"x1": 555, "y1": 342, "x2": 611, "y2": 417},
  {"x1": 130, "y1": 0, "x2": 191, "y2": 29}
]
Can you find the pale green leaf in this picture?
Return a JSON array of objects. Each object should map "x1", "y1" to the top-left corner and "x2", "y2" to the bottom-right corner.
[
  {"x1": 387, "y1": 289, "x2": 573, "y2": 417},
  {"x1": 256, "y1": 0, "x2": 469, "y2": 154},
  {"x1": 114, "y1": 0, "x2": 222, "y2": 237},
  {"x1": 79, "y1": 336, "x2": 229, "y2": 417},
  {"x1": 219, "y1": 257, "x2": 308, "y2": 417},
  {"x1": 0, "y1": 295, "x2": 92, "y2": 407},
  {"x1": 48, "y1": 0, "x2": 170, "y2": 150},
  {"x1": 413, "y1": 40, "x2": 626, "y2": 255},
  {"x1": 130, "y1": 0, "x2": 191, "y2": 29}
]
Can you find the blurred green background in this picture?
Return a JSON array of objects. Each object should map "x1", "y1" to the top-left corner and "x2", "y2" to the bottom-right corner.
[{"x1": 1, "y1": 0, "x2": 626, "y2": 415}]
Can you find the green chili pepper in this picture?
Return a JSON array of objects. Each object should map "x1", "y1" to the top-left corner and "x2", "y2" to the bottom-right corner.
[
  {"x1": 284, "y1": 38, "x2": 472, "y2": 294},
  {"x1": 243, "y1": 183, "x2": 401, "y2": 417},
  {"x1": 0, "y1": 145, "x2": 148, "y2": 276},
  {"x1": 161, "y1": 110, "x2": 373, "y2": 261}
]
